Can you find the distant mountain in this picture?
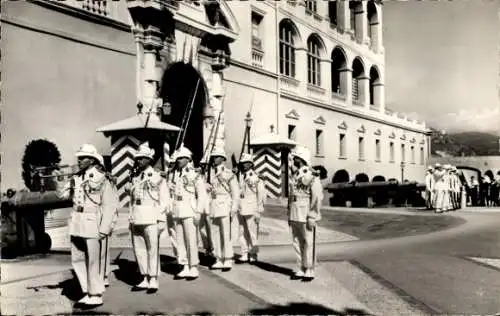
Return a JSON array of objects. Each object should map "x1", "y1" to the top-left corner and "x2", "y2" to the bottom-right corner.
[{"x1": 430, "y1": 129, "x2": 499, "y2": 156}]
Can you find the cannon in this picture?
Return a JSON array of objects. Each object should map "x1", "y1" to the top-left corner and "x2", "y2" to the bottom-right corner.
[
  {"x1": 326, "y1": 181, "x2": 426, "y2": 207},
  {"x1": 1, "y1": 190, "x2": 72, "y2": 258}
]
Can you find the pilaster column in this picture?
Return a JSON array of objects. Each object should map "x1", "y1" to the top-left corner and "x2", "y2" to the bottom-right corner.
[
  {"x1": 132, "y1": 28, "x2": 145, "y2": 104},
  {"x1": 373, "y1": 82, "x2": 385, "y2": 112},
  {"x1": 359, "y1": 75, "x2": 370, "y2": 108},
  {"x1": 375, "y1": 6, "x2": 384, "y2": 53},
  {"x1": 296, "y1": 48, "x2": 308, "y2": 95},
  {"x1": 338, "y1": 1, "x2": 350, "y2": 34},
  {"x1": 355, "y1": 2, "x2": 369, "y2": 45},
  {"x1": 320, "y1": 59, "x2": 332, "y2": 98},
  {"x1": 340, "y1": 67, "x2": 352, "y2": 105}
]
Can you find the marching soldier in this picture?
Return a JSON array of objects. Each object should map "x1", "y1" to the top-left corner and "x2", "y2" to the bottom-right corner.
[
  {"x1": 425, "y1": 166, "x2": 435, "y2": 210},
  {"x1": 170, "y1": 146, "x2": 207, "y2": 279},
  {"x1": 195, "y1": 162, "x2": 214, "y2": 259},
  {"x1": 207, "y1": 148, "x2": 240, "y2": 271},
  {"x1": 129, "y1": 143, "x2": 169, "y2": 293},
  {"x1": 96, "y1": 164, "x2": 119, "y2": 289},
  {"x1": 162, "y1": 144, "x2": 178, "y2": 261},
  {"x1": 237, "y1": 153, "x2": 266, "y2": 263},
  {"x1": 57, "y1": 144, "x2": 118, "y2": 307},
  {"x1": 288, "y1": 146, "x2": 323, "y2": 281},
  {"x1": 432, "y1": 163, "x2": 447, "y2": 213}
]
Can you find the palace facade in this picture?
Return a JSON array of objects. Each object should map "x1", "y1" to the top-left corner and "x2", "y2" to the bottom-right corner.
[{"x1": 2, "y1": 0, "x2": 430, "y2": 191}]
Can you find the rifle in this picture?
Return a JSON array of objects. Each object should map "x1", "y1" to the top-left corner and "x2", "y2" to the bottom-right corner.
[{"x1": 231, "y1": 153, "x2": 239, "y2": 181}]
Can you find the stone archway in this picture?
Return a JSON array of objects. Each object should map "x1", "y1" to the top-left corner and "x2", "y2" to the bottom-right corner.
[{"x1": 160, "y1": 62, "x2": 209, "y2": 165}]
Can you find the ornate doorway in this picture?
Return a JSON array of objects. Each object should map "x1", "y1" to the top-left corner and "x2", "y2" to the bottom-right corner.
[{"x1": 160, "y1": 62, "x2": 208, "y2": 165}]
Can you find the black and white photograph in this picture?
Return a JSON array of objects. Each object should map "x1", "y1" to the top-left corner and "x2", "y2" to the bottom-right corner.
[{"x1": 1, "y1": 0, "x2": 500, "y2": 314}]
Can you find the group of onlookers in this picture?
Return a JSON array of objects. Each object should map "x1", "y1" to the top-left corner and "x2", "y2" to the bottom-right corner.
[
  {"x1": 467, "y1": 170, "x2": 500, "y2": 207},
  {"x1": 425, "y1": 164, "x2": 500, "y2": 212}
]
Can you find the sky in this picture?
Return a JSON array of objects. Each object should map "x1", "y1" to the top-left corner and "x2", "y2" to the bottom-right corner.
[{"x1": 383, "y1": 0, "x2": 500, "y2": 135}]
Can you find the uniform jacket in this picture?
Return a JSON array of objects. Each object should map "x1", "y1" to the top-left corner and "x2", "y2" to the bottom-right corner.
[
  {"x1": 208, "y1": 165, "x2": 240, "y2": 218},
  {"x1": 170, "y1": 164, "x2": 207, "y2": 218},
  {"x1": 432, "y1": 170, "x2": 447, "y2": 191},
  {"x1": 239, "y1": 169, "x2": 266, "y2": 216},
  {"x1": 58, "y1": 166, "x2": 118, "y2": 238},
  {"x1": 129, "y1": 165, "x2": 169, "y2": 225},
  {"x1": 288, "y1": 166, "x2": 323, "y2": 223}
]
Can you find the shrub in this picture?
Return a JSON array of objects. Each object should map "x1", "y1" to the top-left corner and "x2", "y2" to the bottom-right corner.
[{"x1": 21, "y1": 139, "x2": 61, "y2": 191}]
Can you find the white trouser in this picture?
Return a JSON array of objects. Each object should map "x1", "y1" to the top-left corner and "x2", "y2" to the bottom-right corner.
[
  {"x1": 99, "y1": 235, "x2": 111, "y2": 281},
  {"x1": 212, "y1": 216, "x2": 233, "y2": 262},
  {"x1": 239, "y1": 214, "x2": 258, "y2": 257},
  {"x1": 166, "y1": 214, "x2": 178, "y2": 259},
  {"x1": 71, "y1": 236, "x2": 104, "y2": 296},
  {"x1": 290, "y1": 221, "x2": 315, "y2": 270},
  {"x1": 131, "y1": 224, "x2": 159, "y2": 277},
  {"x1": 198, "y1": 213, "x2": 213, "y2": 253},
  {"x1": 175, "y1": 217, "x2": 199, "y2": 267}
]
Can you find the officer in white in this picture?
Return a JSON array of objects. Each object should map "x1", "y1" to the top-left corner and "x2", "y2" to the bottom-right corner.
[
  {"x1": 129, "y1": 143, "x2": 169, "y2": 293},
  {"x1": 237, "y1": 153, "x2": 266, "y2": 263},
  {"x1": 208, "y1": 147, "x2": 240, "y2": 270},
  {"x1": 425, "y1": 166, "x2": 435, "y2": 210},
  {"x1": 162, "y1": 144, "x2": 178, "y2": 261},
  {"x1": 170, "y1": 146, "x2": 207, "y2": 279},
  {"x1": 97, "y1": 165, "x2": 119, "y2": 289},
  {"x1": 57, "y1": 144, "x2": 118, "y2": 307},
  {"x1": 288, "y1": 146, "x2": 323, "y2": 281}
]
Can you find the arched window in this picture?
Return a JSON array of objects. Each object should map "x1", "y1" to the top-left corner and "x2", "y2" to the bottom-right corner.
[
  {"x1": 352, "y1": 58, "x2": 365, "y2": 102},
  {"x1": 331, "y1": 47, "x2": 347, "y2": 95},
  {"x1": 307, "y1": 36, "x2": 322, "y2": 86},
  {"x1": 369, "y1": 66, "x2": 380, "y2": 106},
  {"x1": 279, "y1": 21, "x2": 296, "y2": 77}
]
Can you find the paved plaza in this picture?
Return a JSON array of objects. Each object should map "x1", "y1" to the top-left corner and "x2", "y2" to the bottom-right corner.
[{"x1": 2, "y1": 204, "x2": 500, "y2": 315}]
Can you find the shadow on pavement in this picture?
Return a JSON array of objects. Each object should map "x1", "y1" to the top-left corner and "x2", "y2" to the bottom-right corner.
[
  {"x1": 247, "y1": 302, "x2": 373, "y2": 315},
  {"x1": 26, "y1": 270, "x2": 83, "y2": 302},
  {"x1": 249, "y1": 260, "x2": 294, "y2": 277}
]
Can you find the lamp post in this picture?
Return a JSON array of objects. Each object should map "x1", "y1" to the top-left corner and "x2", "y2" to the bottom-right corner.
[{"x1": 400, "y1": 161, "x2": 405, "y2": 183}]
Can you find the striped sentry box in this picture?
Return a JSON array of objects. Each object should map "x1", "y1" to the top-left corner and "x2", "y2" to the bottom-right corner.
[
  {"x1": 111, "y1": 135, "x2": 141, "y2": 208},
  {"x1": 253, "y1": 147, "x2": 281, "y2": 199}
]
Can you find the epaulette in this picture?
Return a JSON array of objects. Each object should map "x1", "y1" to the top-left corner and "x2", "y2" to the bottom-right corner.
[{"x1": 159, "y1": 171, "x2": 168, "y2": 178}]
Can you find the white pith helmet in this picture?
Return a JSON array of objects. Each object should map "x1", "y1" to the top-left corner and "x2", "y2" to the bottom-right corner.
[
  {"x1": 134, "y1": 142, "x2": 155, "y2": 160},
  {"x1": 239, "y1": 153, "x2": 254, "y2": 165},
  {"x1": 175, "y1": 146, "x2": 193, "y2": 160},
  {"x1": 290, "y1": 146, "x2": 311, "y2": 166},
  {"x1": 75, "y1": 143, "x2": 104, "y2": 166},
  {"x1": 210, "y1": 147, "x2": 227, "y2": 160}
]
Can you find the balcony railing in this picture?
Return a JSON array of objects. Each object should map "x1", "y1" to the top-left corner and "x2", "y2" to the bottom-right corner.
[
  {"x1": 47, "y1": 0, "x2": 131, "y2": 24},
  {"x1": 251, "y1": 48, "x2": 263, "y2": 68},
  {"x1": 82, "y1": 0, "x2": 109, "y2": 16}
]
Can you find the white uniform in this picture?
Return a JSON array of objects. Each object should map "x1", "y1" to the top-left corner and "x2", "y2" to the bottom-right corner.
[
  {"x1": 170, "y1": 164, "x2": 207, "y2": 276},
  {"x1": 238, "y1": 169, "x2": 266, "y2": 261},
  {"x1": 432, "y1": 168, "x2": 447, "y2": 212},
  {"x1": 100, "y1": 199, "x2": 118, "y2": 287},
  {"x1": 58, "y1": 166, "x2": 118, "y2": 298},
  {"x1": 165, "y1": 169, "x2": 178, "y2": 259},
  {"x1": 129, "y1": 165, "x2": 169, "y2": 286},
  {"x1": 425, "y1": 171, "x2": 434, "y2": 209},
  {"x1": 208, "y1": 165, "x2": 240, "y2": 269},
  {"x1": 288, "y1": 166, "x2": 323, "y2": 275}
]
